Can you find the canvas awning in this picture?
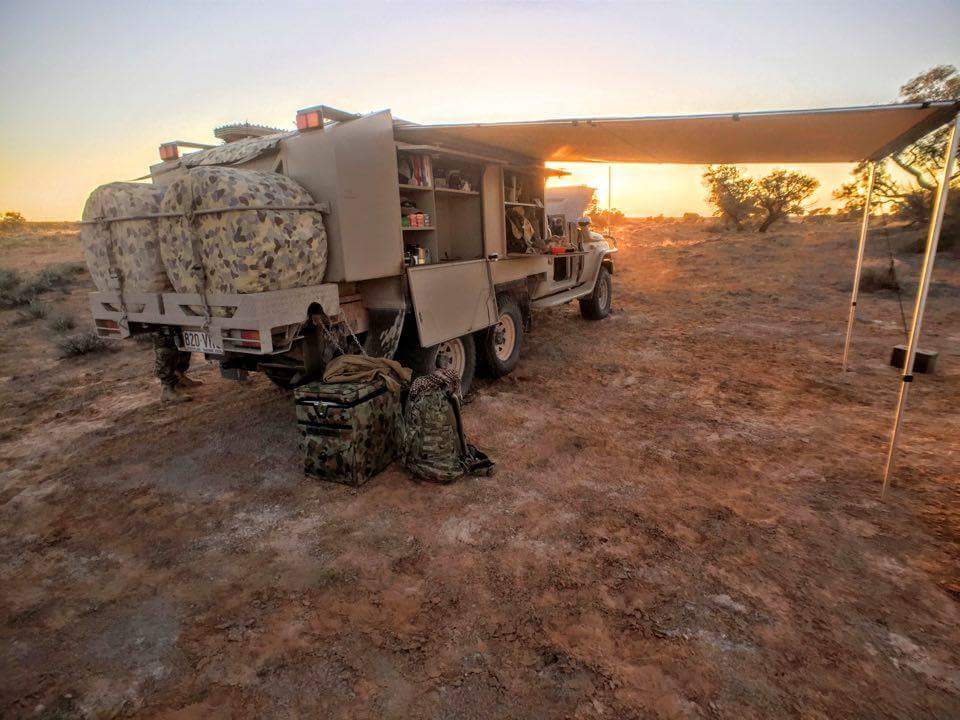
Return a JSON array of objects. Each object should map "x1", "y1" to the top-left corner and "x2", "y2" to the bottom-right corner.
[{"x1": 399, "y1": 101, "x2": 960, "y2": 165}]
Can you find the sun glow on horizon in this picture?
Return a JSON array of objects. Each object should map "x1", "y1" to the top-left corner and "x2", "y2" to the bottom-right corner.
[{"x1": 547, "y1": 162, "x2": 859, "y2": 218}]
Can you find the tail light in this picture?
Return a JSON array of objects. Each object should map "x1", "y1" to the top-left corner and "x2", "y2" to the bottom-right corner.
[
  {"x1": 238, "y1": 330, "x2": 260, "y2": 348},
  {"x1": 222, "y1": 329, "x2": 261, "y2": 348}
]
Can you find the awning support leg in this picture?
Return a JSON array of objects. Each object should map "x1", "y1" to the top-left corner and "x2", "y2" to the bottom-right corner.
[
  {"x1": 881, "y1": 116, "x2": 960, "y2": 498},
  {"x1": 841, "y1": 161, "x2": 877, "y2": 371}
]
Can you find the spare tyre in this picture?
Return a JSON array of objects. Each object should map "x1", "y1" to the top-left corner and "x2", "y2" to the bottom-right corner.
[
  {"x1": 159, "y1": 166, "x2": 327, "y2": 296},
  {"x1": 80, "y1": 182, "x2": 172, "y2": 293}
]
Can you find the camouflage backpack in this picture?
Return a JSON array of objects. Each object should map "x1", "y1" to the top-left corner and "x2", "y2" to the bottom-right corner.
[{"x1": 402, "y1": 369, "x2": 495, "y2": 483}]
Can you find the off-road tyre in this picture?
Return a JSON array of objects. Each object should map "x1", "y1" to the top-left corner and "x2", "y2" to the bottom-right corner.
[
  {"x1": 477, "y1": 295, "x2": 524, "y2": 378},
  {"x1": 261, "y1": 365, "x2": 301, "y2": 390},
  {"x1": 579, "y1": 266, "x2": 612, "y2": 320},
  {"x1": 398, "y1": 333, "x2": 477, "y2": 395}
]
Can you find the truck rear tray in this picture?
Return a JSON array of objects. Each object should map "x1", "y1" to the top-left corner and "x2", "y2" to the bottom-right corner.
[{"x1": 89, "y1": 284, "x2": 340, "y2": 355}]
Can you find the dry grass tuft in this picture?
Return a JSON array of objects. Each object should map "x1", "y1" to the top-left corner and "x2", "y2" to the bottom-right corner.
[
  {"x1": 858, "y1": 260, "x2": 901, "y2": 293},
  {"x1": 14, "y1": 299, "x2": 50, "y2": 323},
  {"x1": 49, "y1": 315, "x2": 76, "y2": 333},
  {"x1": 56, "y1": 331, "x2": 118, "y2": 358}
]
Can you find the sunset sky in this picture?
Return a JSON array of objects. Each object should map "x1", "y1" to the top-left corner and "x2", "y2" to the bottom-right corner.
[{"x1": 1, "y1": 0, "x2": 958, "y2": 220}]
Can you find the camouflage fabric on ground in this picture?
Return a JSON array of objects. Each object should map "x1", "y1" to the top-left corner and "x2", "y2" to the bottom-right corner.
[
  {"x1": 295, "y1": 379, "x2": 401, "y2": 486},
  {"x1": 159, "y1": 166, "x2": 327, "y2": 296},
  {"x1": 80, "y1": 182, "x2": 172, "y2": 293},
  {"x1": 402, "y1": 369, "x2": 495, "y2": 483}
]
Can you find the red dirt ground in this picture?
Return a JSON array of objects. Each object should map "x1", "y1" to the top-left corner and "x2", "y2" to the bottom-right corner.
[{"x1": 1, "y1": 221, "x2": 958, "y2": 719}]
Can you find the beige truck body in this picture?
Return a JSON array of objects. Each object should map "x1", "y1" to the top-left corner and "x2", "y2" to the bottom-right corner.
[{"x1": 90, "y1": 107, "x2": 616, "y2": 384}]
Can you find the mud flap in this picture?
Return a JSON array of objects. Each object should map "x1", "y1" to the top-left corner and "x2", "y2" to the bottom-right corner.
[{"x1": 363, "y1": 308, "x2": 406, "y2": 359}]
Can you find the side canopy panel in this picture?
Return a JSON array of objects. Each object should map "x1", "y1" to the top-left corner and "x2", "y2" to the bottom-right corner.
[
  {"x1": 407, "y1": 260, "x2": 497, "y2": 346},
  {"x1": 282, "y1": 110, "x2": 404, "y2": 283}
]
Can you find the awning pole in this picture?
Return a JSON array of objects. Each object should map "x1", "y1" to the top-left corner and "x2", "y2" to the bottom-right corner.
[
  {"x1": 881, "y1": 115, "x2": 960, "y2": 498},
  {"x1": 841, "y1": 161, "x2": 877, "y2": 371}
]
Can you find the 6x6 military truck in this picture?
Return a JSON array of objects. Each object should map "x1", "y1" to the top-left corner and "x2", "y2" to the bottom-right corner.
[{"x1": 82, "y1": 105, "x2": 616, "y2": 393}]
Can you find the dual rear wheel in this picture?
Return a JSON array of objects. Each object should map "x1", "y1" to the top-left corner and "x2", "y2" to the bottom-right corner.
[
  {"x1": 399, "y1": 295, "x2": 524, "y2": 395},
  {"x1": 394, "y1": 267, "x2": 612, "y2": 394}
]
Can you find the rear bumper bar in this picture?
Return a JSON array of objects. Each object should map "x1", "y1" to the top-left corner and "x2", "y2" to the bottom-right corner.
[{"x1": 89, "y1": 284, "x2": 340, "y2": 355}]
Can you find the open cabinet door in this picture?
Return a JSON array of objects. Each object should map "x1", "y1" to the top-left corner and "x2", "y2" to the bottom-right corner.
[{"x1": 407, "y1": 260, "x2": 498, "y2": 347}]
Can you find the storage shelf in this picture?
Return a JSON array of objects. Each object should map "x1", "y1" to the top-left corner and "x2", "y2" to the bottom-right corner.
[
  {"x1": 505, "y1": 201, "x2": 540, "y2": 208},
  {"x1": 435, "y1": 187, "x2": 479, "y2": 196},
  {"x1": 399, "y1": 183, "x2": 432, "y2": 191},
  {"x1": 402, "y1": 226, "x2": 436, "y2": 231}
]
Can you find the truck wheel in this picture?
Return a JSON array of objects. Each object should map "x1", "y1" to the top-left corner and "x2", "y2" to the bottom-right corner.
[
  {"x1": 401, "y1": 334, "x2": 476, "y2": 395},
  {"x1": 477, "y1": 295, "x2": 524, "y2": 378},
  {"x1": 579, "y1": 266, "x2": 612, "y2": 320}
]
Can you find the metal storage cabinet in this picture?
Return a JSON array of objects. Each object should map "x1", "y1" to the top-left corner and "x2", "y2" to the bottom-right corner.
[{"x1": 282, "y1": 110, "x2": 404, "y2": 283}]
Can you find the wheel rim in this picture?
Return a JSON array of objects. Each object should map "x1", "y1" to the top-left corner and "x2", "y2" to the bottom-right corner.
[
  {"x1": 596, "y1": 275, "x2": 610, "y2": 310},
  {"x1": 493, "y1": 313, "x2": 517, "y2": 362},
  {"x1": 436, "y1": 337, "x2": 466, "y2": 378}
]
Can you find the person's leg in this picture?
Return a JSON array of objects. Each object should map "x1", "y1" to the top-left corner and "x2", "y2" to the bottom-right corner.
[
  {"x1": 154, "y1": 332, "x2": 191, "y2": 403},
  {"x1": 175, "y1": 347, "x2": 204, "y2": 388}
]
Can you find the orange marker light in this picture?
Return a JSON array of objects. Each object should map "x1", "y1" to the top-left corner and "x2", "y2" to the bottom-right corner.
[
  {"x1": 159, "y1": 143, "x2": 179, "y2": 161},
  {"x1": 295, "y1": 107, "x2": 323, "y2": 131}
]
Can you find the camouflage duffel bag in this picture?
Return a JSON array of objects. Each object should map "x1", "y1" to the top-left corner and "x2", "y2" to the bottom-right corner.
[{"x1": 402, "y1": 369, "x2": 495, "y2": 483}]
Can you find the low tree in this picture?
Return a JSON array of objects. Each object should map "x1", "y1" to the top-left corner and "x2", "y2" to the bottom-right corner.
[
  {"x1": 586, "y1": 195, "x2": 625, "y2": 229},
  {"x1": 753, "y1": 169, "x2": 819, "y2": 232},
  {"x1": 702, "y1": 165, "x2": 756, "y2": 230},
  {"x1": 0, "y1": 211, "x2": 25, "y2": 231}
]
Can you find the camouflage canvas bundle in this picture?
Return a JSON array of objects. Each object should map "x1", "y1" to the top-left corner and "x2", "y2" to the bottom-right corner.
[
  {"x1": 180, "y1": 132, "x2": 293, "y2": 168},
  {"x1": 80, "y1": 182, "x2": 172, "y2": 293},
  {"x1": 402, "y1": 369, "x2": 494, "y2": 483},
  {"x1": 295, "y1": 379, "x2": 401, "y2": 486},
  {"x1": 159, "y1": 166, "x2": 328, "y2": 296}
]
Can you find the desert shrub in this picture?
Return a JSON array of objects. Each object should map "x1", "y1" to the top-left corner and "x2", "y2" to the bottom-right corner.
[
  {"x1": 14, "y1": 299, "x2": 50, "y2": 323},
  {"x1": 37, "y1": 262, "x2": 85, "y2": 287},
  {"x1": 49, "y1": 315, "x2": 76, "y2": 333},
  {"x1": 25, "y1": 262, "x2": 86, "y2": 295},
  {"x1": 858, "y1": 260, "x2": 901, "y2": 293},
  {"x1": 0, "y1": 211, "x2": 25, "y2": 232},
  {"x1": 682, "y1": 212, "x2": 701, "y2": 223},
  {"x1": 586, "y1": 196, "x2": 627, "y2": 228},
  {"x1": 2, "y1": 262, "x2": 87, "y2": 305},
  {"x1": 0, "y1": 268, "x2": 27, "y2": 308},
  {"x1": 0, "y1": 291, "x2": 31, "y2": 309},
  {"x1": 0, "y1": 268, "x2": 19, "y2": 293},
  {"x1": 56, "y1": 331, "x2": 117, "y2": 358}
]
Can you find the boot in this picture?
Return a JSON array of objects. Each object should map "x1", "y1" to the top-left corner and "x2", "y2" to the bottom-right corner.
[
  {"x1": 160, "y1": 384, "x2": 192, "y2": 405},
  {"x1": 176, "y1": 374, "x2": 204, "y2": 389}
]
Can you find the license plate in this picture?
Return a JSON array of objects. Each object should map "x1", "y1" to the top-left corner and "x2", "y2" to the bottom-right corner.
[{"x1": 181, "y1": 329, "x2": 223, "y2": 354}]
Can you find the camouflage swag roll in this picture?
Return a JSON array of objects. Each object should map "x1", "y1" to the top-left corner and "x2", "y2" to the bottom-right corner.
[
  {"x1": 80, "y1": 182, "x2": 172, "y2": 293},
  {"x1": 159, "y1": 166, "x2": 327, "y2": 296}
]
